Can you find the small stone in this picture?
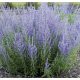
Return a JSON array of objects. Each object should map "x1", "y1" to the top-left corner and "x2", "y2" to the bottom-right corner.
[
  {"x1": 70, "y1": 75, "x2": 73, "y2": 78},
  {"x1": 0, "y1": 75, "x2": 3, "y2": 78},
  {"x1": 17, "y1": 75, "x2": 21, "y2": 78},
  {"x1": 72, "y1": 72, "x2": 77, "y2": 75},
  {"x1": 78, "y1": 75, "x2": 80, "y2": 78}
]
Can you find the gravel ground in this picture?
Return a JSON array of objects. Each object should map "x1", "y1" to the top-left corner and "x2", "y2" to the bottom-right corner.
[
  {"x1": 0, "y1": 53, "x2": 80, "y2": 78},
  {"x1": 0, "y1": 68, "x2": 22, "y2": 78},
  {"x1": 66, "y1": 53, "x2": 80, "y2": 78},
  {"x1": 0, "y1": 68, "x2": 10, "y2": 78},
  {"x1": 60, "y1": 53, "x2": 80, "y2": 78}
]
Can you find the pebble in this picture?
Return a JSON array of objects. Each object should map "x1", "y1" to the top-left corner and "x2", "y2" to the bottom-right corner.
[{"x1": 78, "y1": 75, "x2": 80, "y2": 78}]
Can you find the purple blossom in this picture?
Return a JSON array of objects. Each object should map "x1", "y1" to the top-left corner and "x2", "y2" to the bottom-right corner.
[
  {"x1": 34, "y1": 4, "x2": 51, "y2": 45},
  {"x1": 28, "y1": 44, "x2": 37, "y2": 59},
  {"x1": 0, "y1": 3, "x2": 80, "y2": 56},
  {"x1": 14, "y1": 33, "x2": 25, "y2": 54}
]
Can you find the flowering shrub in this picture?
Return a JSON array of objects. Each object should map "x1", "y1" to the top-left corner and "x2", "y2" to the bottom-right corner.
[{"x1": 0, "y1": 3, "x2": 80, "y2": 77}]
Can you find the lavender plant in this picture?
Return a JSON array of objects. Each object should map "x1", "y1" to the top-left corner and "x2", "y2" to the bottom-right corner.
[{"x1": 0, "y1": 2, "x2": 80, "y2": 77}]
